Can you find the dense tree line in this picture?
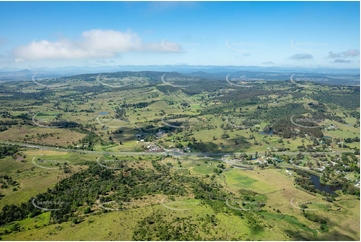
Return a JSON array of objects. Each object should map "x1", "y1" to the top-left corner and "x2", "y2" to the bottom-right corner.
[
  {"x1": 121, "y1": 101, "x2": 156, "y2": 109},
  {"x1": 0, "y1": 144, "x2": 19, "y2": 158},
  {"x1": 133, "y1": 213, "x2": 224, "y2": 240},
  {"x1": 0, "y1": 157, "x2": 249, "y2": 228},
  {"x1": 310, "y1": 89, "x2": 360, "y2": 110},
  {"x1": 0, "y1": 91, "x2": 49, "y2": 101},
  {"x1": 293, "y1": 169, "x2": 319, "y2": 194},
  {"x1": 270, "y1": 116, "x2": 323, "y2": 139},
  {"x1": 302, "y1": 212, "x2": 329, "y2": 233},
  {"x1": 0, "y1": 160, "x2": 189, "y2": 225},
  {"x1": 344, "y1": 137, "x2": 360, "y2": 143}
]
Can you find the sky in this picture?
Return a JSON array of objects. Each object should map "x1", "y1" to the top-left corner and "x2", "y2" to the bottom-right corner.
[{"x1": 0, "y1": 1, "x2": 360, "y2": 70}]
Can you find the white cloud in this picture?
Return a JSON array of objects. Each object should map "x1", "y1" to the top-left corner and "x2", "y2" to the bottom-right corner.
[
  {"x1": 342, "y1": 49, "x2": 360, "y2": 57},
  {"x1": 327, "y1": 49, "x2": 359, "y2": 59},
  {"x1": 12, "y1": 29, "x2": 181, "y2": 61},
  {"x1": 327, "y1": 51, "x2": 341, "y2": 58},
  {"x1": 333, "y1": 59, "x2": 350, "y2": 63},
  {"x1": 289, "y1": 54, "x2": 313, "y2": 60}
]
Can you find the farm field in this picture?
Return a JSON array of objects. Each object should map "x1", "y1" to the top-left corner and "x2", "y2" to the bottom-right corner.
[{"x1": 0, "y1": 70, "x2": 359, "y2": 241}]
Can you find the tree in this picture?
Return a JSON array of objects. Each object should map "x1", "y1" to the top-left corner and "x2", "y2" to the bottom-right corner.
[{"x1": 83, "y1": 207, "x2": 91, "y2": 214}]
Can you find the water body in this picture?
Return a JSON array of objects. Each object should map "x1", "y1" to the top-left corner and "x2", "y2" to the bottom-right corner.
[
  {"x1": 99, "y1": 112, "x2": 109, "y2": 115},
  {"x1": 259, "y1": 129, "x2": 273, "y2": 135},
  {"x1": 309, "y1": 174, "x2": 343, "y2": 195},
  {"x1": 286, "y1": 168, "x2": 342, "y2": 194}
]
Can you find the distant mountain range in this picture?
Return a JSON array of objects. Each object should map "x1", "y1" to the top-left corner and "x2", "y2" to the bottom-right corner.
[{"x1": 0, "y1": 65, "x2": 359, "y2": 86}]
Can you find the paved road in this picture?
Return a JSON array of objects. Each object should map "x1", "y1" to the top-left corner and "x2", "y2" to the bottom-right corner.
[
  {"x1": 0, "y1": 141, "x2": 163, "y2": 156},
  {"x1": 0, "y1": 140, "x2": 349, "y2": 158}
]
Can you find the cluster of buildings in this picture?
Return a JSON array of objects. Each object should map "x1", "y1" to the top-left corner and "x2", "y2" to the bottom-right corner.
[{"x1": 146, "y1": 144, "x2": 164, "y2": 152}]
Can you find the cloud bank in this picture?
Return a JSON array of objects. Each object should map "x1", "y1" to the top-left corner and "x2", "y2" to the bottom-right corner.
[
  {"x1": 12, "y1": 29, "x2": 182, "y2": 61},
  {"x1": 327, "y1": 49, "x2": 360, "y2": 59}
]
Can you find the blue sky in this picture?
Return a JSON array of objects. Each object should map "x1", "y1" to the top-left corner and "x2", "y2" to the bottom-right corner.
[{"x1": 0, "y1": 1, "x2": 359, "y2": 69}]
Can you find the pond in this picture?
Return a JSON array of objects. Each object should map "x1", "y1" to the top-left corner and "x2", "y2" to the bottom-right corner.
[
  {"x1": 98, "y1": 111, "x2": 109, "y2": 115},
  {"x1": 259, "y1": 129, "x2": 273, "y2": 135},
  {"x1": 286, "y1": 168, "x2": 343, "y2": 194},
  {"x1": 309, "y1": 174, "x2": 343, "y2": 195}
]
